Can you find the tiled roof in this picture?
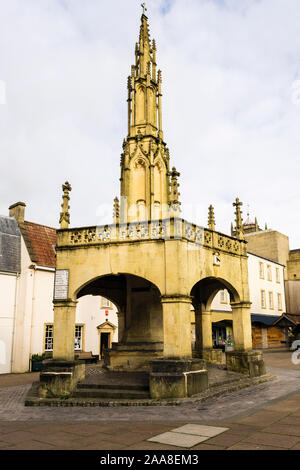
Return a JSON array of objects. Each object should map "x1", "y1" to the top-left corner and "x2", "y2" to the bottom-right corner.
[
  {"x1": 273, "y1": 314, "x2": 300, "y2": 326},
  {"x1": 21, "y1": 221, "x2": 56, "y2": 268},
  {"x1": 0, "y1": 216, "x2": 21, "y2": 273}
]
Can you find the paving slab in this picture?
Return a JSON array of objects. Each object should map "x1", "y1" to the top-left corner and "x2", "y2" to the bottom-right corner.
[
  {"x1": 277, "y1": 416, "x2": 300, "y2": 426},
  {"x1": 227, "y1": 442, "x2": 284, "y2": 450},
  {"x1": 171, "y1": 424, "x2": 229, "y2": 437},
  {"x1": 126, "y1": 442, "x2": 187, "y2": 450},
  {"x1": 204, "y1": 432, "x2": 245, "y2": 447},
  {"x1": 237, "y1": 410, "x2": 289, "y2": 427},
  {"x1": 192, "y1": 443, "x2": 226, "y2": 450},
  {"x1": 262, "y1": 424, "x2": 300, "y2": 437},
  {"x1": 243, "y1": 431, "x2": 300, "y2": 449},
  {"x1": 148, "y1": 431, "x2": 208, "y2": 448}
]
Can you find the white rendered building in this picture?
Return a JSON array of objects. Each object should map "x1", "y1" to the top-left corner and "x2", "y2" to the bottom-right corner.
[
  {"x1": 0, "y1": 202, "x2": 118, "y2": 374},
  {"x1": 207, "y1": 252, "x2": 286, "y2": 349}
]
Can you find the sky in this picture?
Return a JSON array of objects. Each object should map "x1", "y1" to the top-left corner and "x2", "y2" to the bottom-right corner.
[{"x1": 1, "y1": 0, "x2": 300, "y2": 248}]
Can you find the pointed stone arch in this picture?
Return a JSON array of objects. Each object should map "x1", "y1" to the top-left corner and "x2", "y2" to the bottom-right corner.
[
  {"x1": 190, "y1": 276, "x2": 252, "y2": 363},
  {"x1": 136, "y1": 84, "x2": 146, "y2": 123},
  {"x1": 191, "y1": 276, "x2": 240, "y2": 312},
  {"x1": 129, "y1": 156, "x2": 149, "y2": 221},
  {"x1": 58, "y1": 273, "x2": 164, "y2": 370}
]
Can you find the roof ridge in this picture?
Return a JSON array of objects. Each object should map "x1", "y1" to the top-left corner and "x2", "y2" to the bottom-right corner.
[{"x1": 24, "y1": 220, "x2": 57, "y2": 231}]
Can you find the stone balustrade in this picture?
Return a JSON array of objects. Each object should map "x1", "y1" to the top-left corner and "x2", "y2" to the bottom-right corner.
[{"x1": 56, "y1": 218, "x2": 247, "y2": 256}]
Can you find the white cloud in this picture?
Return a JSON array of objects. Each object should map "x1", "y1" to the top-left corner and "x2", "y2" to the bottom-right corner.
[{"x1": 0, "y1": 0, "x2": 300, "y2": 248}]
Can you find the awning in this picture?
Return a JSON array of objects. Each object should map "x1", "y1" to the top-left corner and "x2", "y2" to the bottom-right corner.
[
  {"x1": 251, "y1": 314, "x2": 280, "y2": 326},
  {"x1": 212, "y1": 320, "x2": 233, "y2": 327}
]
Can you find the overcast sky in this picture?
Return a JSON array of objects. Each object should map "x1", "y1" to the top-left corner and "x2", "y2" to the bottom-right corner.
[{"x1": 1, "y1": 0, "x2": 300, "y2": 248}]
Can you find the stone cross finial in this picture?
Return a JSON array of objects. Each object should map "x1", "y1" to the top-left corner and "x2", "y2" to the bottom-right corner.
[
  {"x1": 169, "y1": 167, "x2": 181, "y2": 216},
  {"x1": 233, "y1": 197, "x2": 244, "y2": 240},
  {"x1": 208, "y1": 205, "x2": 215, "y2": 231},
  {"x1": 59, "y1": 181, "x2": 72, "y2": 229},
  {"x1": 141, "y1": 2, "x2": 147, "y2": 15},
  {"x1": 113, "y1": 197, "x2": 120, "y2": 224}
]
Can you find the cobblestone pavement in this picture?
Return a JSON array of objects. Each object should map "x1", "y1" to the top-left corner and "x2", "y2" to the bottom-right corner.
[
  {"x1": 0, "y1": 353, "x2": 299, "y2": 423},
  {"x1": 1, "y1": 351, "x2": 300, "y2": 449}
]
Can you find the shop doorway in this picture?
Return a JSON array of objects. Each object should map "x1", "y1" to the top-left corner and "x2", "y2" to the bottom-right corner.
[{"x1": 100, "y1": 332, "x2": 110, "y2": 358}]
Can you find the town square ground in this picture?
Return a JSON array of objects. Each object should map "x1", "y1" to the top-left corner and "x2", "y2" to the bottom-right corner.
[{"x1": 1, "y1": 351, "x2": 300, "y2": 450}]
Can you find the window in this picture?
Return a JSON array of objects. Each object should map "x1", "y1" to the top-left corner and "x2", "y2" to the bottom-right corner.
[
  {"x1": 74, "y1": 325, "x2": 83, "y2": 350},
  {"x1": 220, "y1": 290, "x2": 227, "y2": 303},
  {"x1": 261, "y1": 290, "x2": 266, "y2": 308},
  {"x1": 278, "y1": 293, "x2": 282, "y2": 311},
  {"x1": 101, "y1": 297, "x2": 112, "y2": 309},
  {"x1": 259, "y1": 262, "x2": 264, "y2": 279},
  {"x1": 276, "y1": 268, "x2": 280, "y2": 283},
  {"x1": 44, "y1": 324, "x2": 53, "y2": 351},
  {"x1": 267, "y1": 265, "x2": 272, "y2": 281},
  {"x1": 269, "y1": 292, "x2": 274, "y2": 309}
]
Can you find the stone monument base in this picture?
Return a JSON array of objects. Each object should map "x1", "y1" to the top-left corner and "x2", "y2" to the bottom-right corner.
[
  {"x1": 193, "y1": 348, "x2": 223, "y2": 364},
  {"x1": 104, "y1": 342, "x2": 164, "y2": 371},
  {"x1": 149, "y1": 358, "x2": 208, "y2": 399},
  {"x1": 226, "y1": 350, "x2": 266, "y2": 377},
  {"x1": 38, "y1": 360, "x2": 85, "y2": 398}
]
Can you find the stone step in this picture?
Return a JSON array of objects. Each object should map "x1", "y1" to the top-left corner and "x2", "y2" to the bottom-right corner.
[
  {"x1": 72, "y1": 387, "x2": 150, "y2": 399},
  {"x1": 195, "y1": 374, "x2": 276, "y2": 403},
  {"x1": 77, "y1": 382, "x2": 149, "y2": 391},
  {"x1": 209, "y1": 374, "x2": 246, "y2": 389},
  {"x1": 25, "y1": 373, "x2": 275, "y2": 407}
]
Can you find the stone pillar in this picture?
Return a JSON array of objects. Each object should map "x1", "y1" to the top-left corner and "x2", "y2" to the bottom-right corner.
[
  {"x1": 38, "y1": 300, "x2": 85, "y2": 398},
  {"x1": 195, "y1": 305, "x2": 212, "y2": 350},
  {"x1": 117, "y1": 311, "x2": 125, "y2": 343},
  {"x1": 161, "y1": 295, "x2": 192, "y2": 358},
  {"x1": 53, "y1": 300, "x2": 77, "y2": 361},
  {"x1": 226, "y1": 301, "x2": 266, "y2": 377},
  {"x1": 231, "y1": 301, "x2": 252, "y2": 352},
  {"x1": 194, "y1": 304, "x2": 222, "y2": 364}
]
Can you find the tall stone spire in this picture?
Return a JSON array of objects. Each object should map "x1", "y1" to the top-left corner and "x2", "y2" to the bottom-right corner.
[
  {"x1": 119, "y1": 8, "x2": 177, "y2": 223},
  {"x1": 127, "y1": 12, "x2": 162, "y2": 139}
]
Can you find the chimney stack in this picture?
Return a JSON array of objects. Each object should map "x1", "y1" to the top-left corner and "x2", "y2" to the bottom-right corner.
[{"x1": 9, "y1": 202, "x2": 26, "y2": 225}]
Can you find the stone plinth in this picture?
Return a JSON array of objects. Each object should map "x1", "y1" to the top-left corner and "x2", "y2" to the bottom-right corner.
[
  {"x1": 38, "y1": 360, "x2": 85, "y2": 398},
  {"x1": 226, "y1": 350, "x2": 266, "y2": 377},
  {"x1": 104, "y1": 342, "x2": 164, "y2": 371},
  {"x1": 149, "y1": 358, "x2": 208, "y2": 399},
  {"x1": 194, "y1": 348, "x2": 223, "y2": 364}
]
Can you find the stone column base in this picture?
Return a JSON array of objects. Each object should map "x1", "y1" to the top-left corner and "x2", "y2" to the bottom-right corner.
[
  {"x1": 149, "y1": 358, "x2": 208, "y2": 399},
  {"x1": 104, "y1": 342, "x2": 164, "y2": 371},
  {"x1": 193, "y1": 348, "x2": 223, "y2": 364},
  {"x1": 226, "y1": 351, "x2": 266, "y2": 377},
  {"x1": 38, "y1": 360, "x2": 85, "y2": 398}
]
